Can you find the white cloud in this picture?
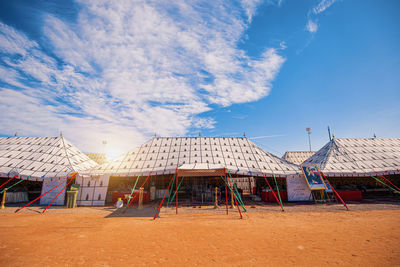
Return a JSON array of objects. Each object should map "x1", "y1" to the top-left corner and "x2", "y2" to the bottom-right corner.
[
  {"x1": 312, "y1": 0, "x2": 339, "y2": 15},
  {"x1": 306, "y1": 20, "x2": 319, "y2": 33},
  {"x1": 0, "y1": 1, "x2": 285, "y2": 156}
]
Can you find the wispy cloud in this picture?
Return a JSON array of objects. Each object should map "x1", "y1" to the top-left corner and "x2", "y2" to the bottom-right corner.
[
  {"x1": 0, "y1": 1, "x2": 285, "y2": 155},
  {"x1": 312, "y1": 0, "x2": 339, "y2": 15},
  {"x1": 306, "y1": 0, "x2": 340, "y2": 33},
  {"x1": 306, "y1": 20, "x2": 319, "y2": 33}
]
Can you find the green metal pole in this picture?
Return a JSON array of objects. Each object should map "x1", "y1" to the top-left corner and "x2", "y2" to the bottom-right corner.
[
  {"x1": 166, "y1": 172, "x2": 177, "y2": 210},
  {"x1": 220, "y1": 176, "x2": 247, "y2": 212},
  {"x1": 371, "y1": 176, "x2": 400, "y2": 194},
  {"x1": 1, "y1": 179, "x2": 25, "y2": 194},
  {"x1": 273, "y1": 174, "x2": 284, "y2": 207},
  {"x1": 168, "y1": 177, "x2": 184, "y2": 206},
  {"x1": 125, "y1": 174, "x2": 141, "y2": 209},
  {"x1": 226, "y1": 170, "x2": 246, "y2": 207}
]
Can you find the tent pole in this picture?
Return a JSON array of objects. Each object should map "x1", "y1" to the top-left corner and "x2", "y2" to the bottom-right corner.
[
  {"x1": 154, "y1": 170, "x2": 176, "y2": 220},
  {"x1": 42, "y1": 175, "x2": 76, "y2": 213},
  {"x1": 224, "y1": 169, "x2": 228, "y2": 215},
  {"x1": 262, "y1": 173, "x2": 284, "y2": 211},
  {"x1": 225, "y1": 172, "x2": 242, "y2": 219},
  {"x1": 166, "y1": 172, "x2": 176, "y2": 211},
  {"x1": 167, "y1": 177, "x2": 184, "y2": 207},
  {"x1": 123, "y1": 171, "x2": 152, "y2": 214},
  {"x1": 15, "y1": 177, "x2": 69, "y2": 213},
  {"x1": 226, "y1": 170, "x2": 246, "y2": 211},
  {"x1": 273, "y1": 174, "x2": 284, "y2": 208},
  {"x1": 320, "y1": 171, "x2": 349, "y2": 210},
  {"x1": 124, "y1": 174, "x2": 141, "y2": 209},
  {"x1": 176, "y1": 168, "x2": 178, "y2": 215},
  {"x1": 220, "y1": 176, "x2": 247, "y2": 212}
]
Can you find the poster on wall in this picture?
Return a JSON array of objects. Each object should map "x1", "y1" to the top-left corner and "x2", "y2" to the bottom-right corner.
[
  {"x1": 287, "y1": 175, "x2": 312, "y2": 201},
  {"x1": 39, "y1": 178, "x2": 67, "y2": 206},
  {"x1": 300, "y1": 164, "x2": 327, "y2": 190}
]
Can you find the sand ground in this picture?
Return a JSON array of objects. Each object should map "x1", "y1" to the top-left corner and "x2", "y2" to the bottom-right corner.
[{"x1": 1, "y1": 203, "x2": 400, "y2": 266}]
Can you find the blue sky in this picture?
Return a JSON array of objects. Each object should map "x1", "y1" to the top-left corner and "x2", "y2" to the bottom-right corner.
[{"x1": 0, "y1": 0, "x2": 399, "y2": 159}]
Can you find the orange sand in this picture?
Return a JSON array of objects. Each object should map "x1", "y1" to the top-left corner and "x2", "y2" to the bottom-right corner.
[{"x1": 0, "y1": 205, "x2": 400, "y2": 266}]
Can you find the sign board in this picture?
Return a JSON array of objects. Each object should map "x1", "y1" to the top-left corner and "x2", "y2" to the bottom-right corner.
[
  {"x1": 287, "y1": 174, "x2": 312, "y2": 201},
  {"x1": 39, "y1": 179, "x2": 66, "y2": 206},
  {"x1": 300, "y1": 165, "x2": 327, "y2": 191}
]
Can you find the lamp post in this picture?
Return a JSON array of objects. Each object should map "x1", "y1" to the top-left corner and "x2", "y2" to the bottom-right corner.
[{"x1": 306, "y1": 127, "x2": 312, "y2": 152}]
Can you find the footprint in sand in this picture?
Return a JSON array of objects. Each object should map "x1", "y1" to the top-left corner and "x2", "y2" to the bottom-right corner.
[{"x1": 297, "y1": 245, "x2": 305, "y2": 250}]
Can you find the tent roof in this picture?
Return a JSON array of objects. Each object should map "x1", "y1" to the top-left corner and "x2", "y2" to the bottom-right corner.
[
  {"x1": 0, "y1": 136, "x2": 98, "y2": 181},
  {"x1": 282, "y1": 151, "x2": 315, "y2": 165},
  {"x1": 303, "y1": 138, "x2": 400, "y2": 176},
  {"x1": 85, "y1": 137, "x2": 299, "y2": 177}
]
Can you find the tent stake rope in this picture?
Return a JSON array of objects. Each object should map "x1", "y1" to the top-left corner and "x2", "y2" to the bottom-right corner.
[
  {"x1": 42, "y1": 174, "x2": 77, "y2": 213},
  {"x1": 370, "y1": 176, "x2": 400, "y2": 194},
  {"x1": 123, "y1": 172, "x2": 152, "y2": 214},
  {"x1": 272, "y1": 174, "x2": 284, "y2": 208},
  {"x1": 167, "y1": 177, "x2": 184, "y2": 208},
  {"x1": 377, "y1": 174, "x2": 400, "y2": 193},
  {"x1": 262, "y1": 173, "x2": 284, "y2": 211},
  {"x1": 220, "y1": 176, "x2": 246, "y2": 212},
  {"x1": 225, "y1": 170, "x2": 243, "y2": 219},
  {"x1": 224, "y1": 172, "x2": 228, "y2": 215},
  {"x1": 226, "y1": 170, "x2": 247, "y2": 211},
  {"x1": 320, "y1": 171, "x2": 349, "y2": 210},
  {"x1": 153, "y1": 170, "x2": 176, "y2": 220},
  {"x1": 15, "y1": 177, "x2": 71, "y2": 213},
  {"x1": 0, "y1": 178, "x2": 25, "y2": 194},
  {"x1": 166, "y1": 172, "x2": 177, "y2": 211},
  {"x1": 0, "y1": 175, "x2": 18, "y2": 190},
  {"x1": 124, "y1": 174, "x2": 141, "y2": 210}
]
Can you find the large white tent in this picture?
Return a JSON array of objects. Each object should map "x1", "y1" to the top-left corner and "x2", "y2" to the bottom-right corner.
[
  {"x1": 85, "y1": 137, "x2": 299, "y2": 177},
  {"x1": 303, "y1": 138, "x2": 400, "y2": 177},
  {"x1": 0, "y1": 136, "x2": 98, "y2": 180}
]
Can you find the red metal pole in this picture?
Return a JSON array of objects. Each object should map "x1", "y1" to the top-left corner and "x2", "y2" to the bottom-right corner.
[
  {"x1": 320, "y1": 171, "x2": 349, "y2": 210},
  {"x1": 154, "y1": 171, "x2": 176, "y2": 220},
  {"x1": 378, "y1": 174, "x2": 400, "y2": 192},
  {"x1": 0, "y1": 175, "x2": 17, "y2": 190},
  {"x1": 15, "y1": 178, "x2": 68, "y2": 213},
  {"x1": 176, "y1": 168, "x2": 178, "y2": 215},
  {"x1": 123, "y1": 171, "x2": 152, "y2": 213},
  {"x1": 226, "y1": 172, "x2": 242, "y2": 219},
  {"x1": 224, "y1": 169, "x2": 228, "y2": 215},
  {"x1": 42, "y1": 177, "x2": 75, "y2": 213},
  {"x1": 262, "y1": 173, "x2": 284, "y2": 211}
]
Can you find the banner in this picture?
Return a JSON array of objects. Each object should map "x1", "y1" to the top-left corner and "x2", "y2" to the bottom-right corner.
[
  {"x1": 300, "y1": 165, "x2": 327, "y2": 190},
  {"x1": 287, "y1": 175, "x2": 312, "y2": 201}
]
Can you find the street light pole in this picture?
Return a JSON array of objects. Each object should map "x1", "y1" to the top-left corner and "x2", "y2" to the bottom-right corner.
[{"x1": 306, "y1": 128, "x2": 312, "y2": 152}]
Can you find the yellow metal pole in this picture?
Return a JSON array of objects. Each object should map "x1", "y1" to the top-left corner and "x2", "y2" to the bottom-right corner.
[
  {"x1": 138, "y1": 187, "x2": 144, "y2": 210},
  {"x1": 214, "y1": 187, "x2": 219, "y2": 209},
  {"x1": 1, "y1": 188, "x2": 7, "y2": 209}
]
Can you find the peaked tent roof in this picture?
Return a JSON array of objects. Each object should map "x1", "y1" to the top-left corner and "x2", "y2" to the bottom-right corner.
[
  {"x1": 282, "y1": 151, "x2": 315, "y2": 165},
  {"x1": 0, "y1": 136, "x2": 98, "y2": 181},
  {"x1": 85, "y1": 137, "x2": 299, "y2": 177},
  {"x1": 303, "y1": 138, "x2": 400, "y2": 177}
]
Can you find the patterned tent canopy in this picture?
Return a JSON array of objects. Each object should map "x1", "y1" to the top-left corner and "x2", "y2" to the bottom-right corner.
[
  {"x1": 85, "y1": 137, "x2": 299, "y2": 177},
  {"x1": 303, "y1": 138, "x2": 400, "y2": 177},
  {"x1": 0, "y1": 136, "x2": 98, "y2": 181},
  {"x1": 282, "y1": 151, "x2": 315, "y2": 165}
]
